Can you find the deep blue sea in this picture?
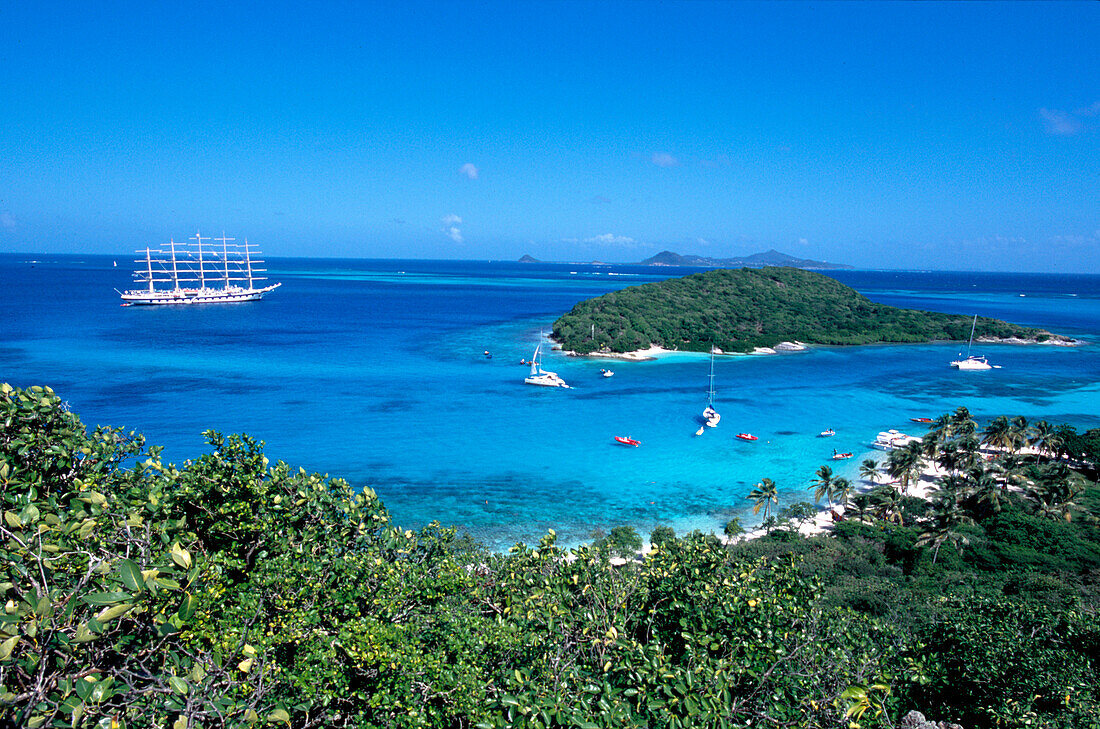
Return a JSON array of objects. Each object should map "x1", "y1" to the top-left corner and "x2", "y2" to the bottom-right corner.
[{"x1": 3, "y1": 254, "x2": 1098, "y2": 549}]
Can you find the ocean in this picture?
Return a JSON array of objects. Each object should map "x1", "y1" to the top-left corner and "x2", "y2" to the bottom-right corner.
[{"x1": 3, "y1": 254, "x2": 1098, "y2": 549}]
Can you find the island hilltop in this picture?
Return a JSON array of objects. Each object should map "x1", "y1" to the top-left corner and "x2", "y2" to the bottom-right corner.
[{"x1": 552, "y1": 266, "x2": 1067, "y2": 355}]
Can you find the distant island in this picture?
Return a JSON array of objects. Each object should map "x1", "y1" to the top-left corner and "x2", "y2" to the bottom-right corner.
[
  {"x1": 639, "y1": 249, "x2": 853, "y2": 270},
  {"x1": 552, "y1": 266, "x2": 1068, "y2": 355},
  {"x1": 517, "y1": 254, "x2": 540, "y2": 263}
]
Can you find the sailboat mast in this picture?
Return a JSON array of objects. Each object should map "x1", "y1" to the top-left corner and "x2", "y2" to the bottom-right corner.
[
  {"x1": 169, "y1": 238, "x2": 180, "y2": 290},
  {"x1": 145, "y1": 247, "x2": 154, "y2": 293},
  {"x1": 707, "y1": 349, "x2": 716, "y2": 406},
  {"x1": 967, "y1": 315, "x2": 977, "y2": 357},
  {"x1": 217, "y1": 232, "x2": 234, "y2": 287},
  {"x1": 192, "y1": 231, "x2": 209, "y2": 289},
  {"x1": 245, "y1": 239, "x2": 254, "y2": 289}
]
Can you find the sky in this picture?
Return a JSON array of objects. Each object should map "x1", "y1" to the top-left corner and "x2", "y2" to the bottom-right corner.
[{"x1": 1, "y1": 1, "x2": 1097, "y2": 272}]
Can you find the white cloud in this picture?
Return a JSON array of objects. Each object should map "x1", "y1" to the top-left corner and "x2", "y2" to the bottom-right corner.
[
  {"x1": 651, "y1": 152, "x2": 679, "y2": 167},
  {"x1": 441, "y1": 214, "x2": 463, "y2": 243},
  {"x1": 0, "y1": 212, "x2": 14, "y2": 230},
  {"x1": 1040, "y1": 108, "x2": 1082, "y2": 135},
  {"x1": 1040, "y1": 102, "x2": 1099, "y2": 136},
  {"x1": 584, "y1": 233, "x2": 636, "y2": 245},
  {"x1": 459, "y1": 163, "x2": 479, "y2": 180},
  {"x1": 797, "y1": 237, "x2": 809, "y2": 246}
]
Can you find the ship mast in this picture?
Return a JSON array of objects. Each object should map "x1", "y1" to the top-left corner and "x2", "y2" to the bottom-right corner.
[
  {"x1": 191, "y1": 231, "x2": 210, "y2": 289},
  {"x1": 145, "y1": 247, "x2": 154, "y2": 293},
  {"x1": 217, "y1": 232, "x2": 234, "y2": 288},
  {"x1": 245, "y1": 238, "x2": 254, "y2": 289},
  {"x1": 169, "y1": 238, "x2": 180, "y2": 290}
]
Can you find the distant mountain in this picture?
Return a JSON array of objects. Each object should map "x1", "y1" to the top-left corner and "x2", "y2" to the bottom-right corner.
[
  {"x1": 517, "y1": 254, "x2": 540, "y2": 263},
  {"x1": 639, "y1": 249, "x2": 853, "y2": 270}
]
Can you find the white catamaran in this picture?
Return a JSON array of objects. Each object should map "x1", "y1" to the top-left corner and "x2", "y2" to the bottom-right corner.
[
  {"x1": 702, "y1": 348, "x2": 721, "y2": 427},
  {"x1": 118, "y1": 232, "x2": 281, "y2": 305},
  {"x1": 524, "y1": 343, "x2": 570, "y2": 388},
  {"x1": 950, "y1": 314, "x2": 994, "y2": 370}
]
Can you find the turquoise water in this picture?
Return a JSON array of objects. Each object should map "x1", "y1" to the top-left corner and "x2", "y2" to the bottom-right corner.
[{"x1": 3, "y1": 256, "x2": 1098, "y2": 549}]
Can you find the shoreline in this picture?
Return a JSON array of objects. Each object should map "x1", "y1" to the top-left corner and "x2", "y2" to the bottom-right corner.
[{"x1": 561, "y1": 335, "x2": 1084, "y2": 361}]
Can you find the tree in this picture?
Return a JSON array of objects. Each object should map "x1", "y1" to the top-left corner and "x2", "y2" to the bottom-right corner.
[
  {"x1": 596, "y1": 525, "x2": 643, "y2": 558},
  {"x1": 650, "y1": 524, "x2": 677, "y2": 547},
  {"x1": 982, "y1": 415, "x2": 1014, "y2": 452},
  {"x1": 887, "y1": 441, "x2": 925, "y2": 494},
  {"x1": 812, "y1": 465, "x2": 835, "y2": 506},
  {"x1": 723, "y1": 518, "x2": 744, "y2": 540},
  {"x1": 748, "y1": 478, "x2": 779, "y2": 530},
  {"x1": 917, "y1": 499, "x2": 973, "y2": 565},
  {"x1": 859, "y1": 458, "x2": 880, "y2": 483},
  {"x1": 832, "y1": 477, "x2": 853, "y2": 511}
]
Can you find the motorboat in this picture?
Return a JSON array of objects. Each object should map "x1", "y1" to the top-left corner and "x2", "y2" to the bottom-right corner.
[
  {"x1": 831, "y1": 451, "x2": 854, "y2": 460},
  {"x1": 819, "y1": 429, "x2": 836, "y2": 437},
  {"x1": 909, "y1": 417, "x2": 933, "y2": 423},
  {"x1": 600, "y1": 368, "x2": 614, "y2": 377},
  {"x1": 614, "y1": 436, "x2": 640, "y2": 447},
  {"x1": 736, "y1": 433, "x2": 758, "y2": 441},
  {"x1": 524, "y1": 344, "x2": 570, "y2": 388},
  {"x1": 950, "y1": 315, "x2": 994, "y2": 370},
  {"x1": 872, "y1": 430, "x2": 922, "y2": 451}
]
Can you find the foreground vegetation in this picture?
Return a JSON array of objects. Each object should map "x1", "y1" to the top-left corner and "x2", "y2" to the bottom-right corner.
[
  {"x1": 2, "y1": 385, "x2": 1098, "y2": 728},
  {"x1": 551, "y1": 267, "x2": 1054, "y2": 353}
]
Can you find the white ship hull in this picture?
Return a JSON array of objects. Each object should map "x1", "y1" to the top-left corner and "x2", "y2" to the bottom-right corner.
[{"x1": 120, "y1": 283, "x2": 281, "y2": 305}]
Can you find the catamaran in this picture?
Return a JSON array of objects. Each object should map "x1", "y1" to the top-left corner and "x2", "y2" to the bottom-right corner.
[
  {"x1": 524, "y1": 343, "x2": 570, "y2": 388},
  {"x1": 702, "y1": 348, "x2": 721, "y2": 427},
  {"x1": 118, "y1": 232, "x2": 281, "y2": 305},
  {"x1": 950, "y1": 314, "x2": 994, "y2": 370}
]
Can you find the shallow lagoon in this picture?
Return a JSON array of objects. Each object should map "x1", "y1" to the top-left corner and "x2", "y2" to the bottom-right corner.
[{"x1": 3, "y1": 255, "x2": 1098, "y2": 549}]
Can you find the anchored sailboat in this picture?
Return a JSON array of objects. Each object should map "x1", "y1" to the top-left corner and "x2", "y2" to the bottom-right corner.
[
  {"x1": 117, "y1": 232, "x2": 281, "y2": 305},
  {"x1": 950, "y1": 315, "x2": 994, "y2": 370},
  {"x1": 702, "y1": 348, "x2": 721, "y2": 428},
  {"x1": 524, "y1": 343, "x2": 570, "y2": 388}
]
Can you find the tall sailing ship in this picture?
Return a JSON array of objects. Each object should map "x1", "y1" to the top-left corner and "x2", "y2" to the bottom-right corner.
[{"x1": 118, "y1": 232, "x2": 281, "y2": 305}]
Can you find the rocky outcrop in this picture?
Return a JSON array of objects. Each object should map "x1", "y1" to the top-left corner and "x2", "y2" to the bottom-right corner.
[{"x1": 900, "y1": 710, "x2": 964, "y2": 729}]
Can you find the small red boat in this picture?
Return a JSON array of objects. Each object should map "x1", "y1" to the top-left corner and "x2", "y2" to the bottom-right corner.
[
  {"x1": 736, "y1": 433, "x2": 758, "y2": 441},
  {"x1": 614, "y1": 436, "x2": 640, "y2": 447},
  {"x1": 832, "y1": 452, "x2": 854, "y2": 460},
  {"x1": 910, "y1": 417, "x2": 933, "y2": 423}
]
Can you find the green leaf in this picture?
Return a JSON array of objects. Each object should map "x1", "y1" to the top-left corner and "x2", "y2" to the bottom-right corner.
[
  {"x1": 83, "y1": 592, "x2": 130, "y2": 606},
  {"x1": 178, "y1": 593, "x2": 197, "y2": 620},
  {"x1": 2, "y1": 511, "x2": 20, "y2": 529},
  {"x1": 169, "y1": 676, "x2": 189, "y2": 695},
  {"x1": 0, "y1": 635, "x2": 19, "y2": 661},
  {"x1": 95, "y1": 603, "x2": 134, "y2": 623},
  {"x1": 267, "y1": 708, "x2": 290, "y2": 724},
  {"x1": 170, "y1": 543, "x2": 192, "y2": 570},
  {"x1": 119, "y1": 559, "x2": 143, "y2": 592}
]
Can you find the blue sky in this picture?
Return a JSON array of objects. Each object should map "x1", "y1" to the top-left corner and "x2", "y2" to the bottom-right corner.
[{"x1": 2, "y1": 1, "x2": 1097, "y2": 271}]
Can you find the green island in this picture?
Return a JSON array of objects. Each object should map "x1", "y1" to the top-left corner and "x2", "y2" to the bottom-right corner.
[
  {"x1": 551, "y1": 267, "x2": 1064, "y2": 354},
  {"x1": 3, "y1": 384, "x2": 1099, "y2": 728}
]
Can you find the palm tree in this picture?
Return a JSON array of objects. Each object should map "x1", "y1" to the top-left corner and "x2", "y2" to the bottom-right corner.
[
  {"x1": 1028, "y1": 420, "x2": 1060, "y2": 458},
  {"x1": 982, "y1": 415, "x2": 1014, "y2": 452},
  {"x1": 929, "y1": 413, "x2": 954, "y2": 441},
  {"x1": 832, "y1": 477, "x2": 853, "y2": 510},
  {"x1": 859, "y1": 458, "x2": 880, "y2": 484},
  {"x1": 936, "y1": 441, "x2": 963, "y2": 475},
  {"x1": 951, "y1": 406, "x2": 977, "y2": 437},
  {"x1": 848, "y1": 493, "x2": 874, "y2": 523},
  {"x1": 887, "y1": 441, "x2": 925, "y2": 494},
  {"x1": 869, "y1": 485, "x2": 903, "y2": 524},
  {"x1": 811, "y1": 465, "x2": 835, "y2": 506},
  {"x1": 956, "y1": 434, "x2": 982, "y2": 472},
  {"x1": 920, "y1": 429, "x2": 942, "y2": 461},
  {"x1": 917, "y1": 501, "x2": 974, "y2": 565},
  {"x1": 747, "y1": 478, "x2": 779, "y2": 531}
]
